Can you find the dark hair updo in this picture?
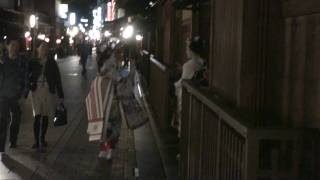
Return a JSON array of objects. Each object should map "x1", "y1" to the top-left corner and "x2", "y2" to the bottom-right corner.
[
  {"x1": 97, "y1": 47, "x2": 113, "y2": 73},
  {"x1": 189, "y1": 36, "x2": 205, "y2": 58}
]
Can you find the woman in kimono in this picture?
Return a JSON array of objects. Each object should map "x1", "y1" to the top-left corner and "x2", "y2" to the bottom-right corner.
[
  {"x1": 174, "y1": 36, "x2": 206, "y2": 137},
  {"x1": 96, "y1": 45, "x2": 123, "y2": 159}
]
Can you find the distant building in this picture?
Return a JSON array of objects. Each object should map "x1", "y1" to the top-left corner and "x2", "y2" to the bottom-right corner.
[{"x1": 0, "y1": 0, "x2": 61, "y2": 47}]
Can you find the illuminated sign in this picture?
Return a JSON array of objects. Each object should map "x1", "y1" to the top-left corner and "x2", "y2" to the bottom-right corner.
[
  {"x1": 106, "y1": 0, "x2": 116, "y2": 22},
  {"x1": 58, "y1": 4, "x2": 68, "y2": 19},
  {"x1": 69, "y1": 12, "x2": 76, "y2": 25}
]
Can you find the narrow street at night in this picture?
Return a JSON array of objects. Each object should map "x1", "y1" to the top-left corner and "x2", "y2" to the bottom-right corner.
[
  {"x1": 0, "y1": 54, "x2": 166, "y2": 179},
  {"x1": 1, "y1": 0, "x2": 320, "y2": 179}
]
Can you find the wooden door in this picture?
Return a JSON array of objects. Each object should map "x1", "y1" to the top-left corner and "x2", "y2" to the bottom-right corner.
[{"x1": 282, "y1": 0, "x2": 320, "y2": 128}]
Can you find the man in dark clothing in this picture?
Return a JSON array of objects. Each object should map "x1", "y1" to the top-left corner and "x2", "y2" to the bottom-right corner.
[
  {"x1": 123, "y1": 43, "x2": 130, "y2": 67},
  {"x1": 0, "y1": 38, "x2": 29, "y2": 152},
  {"x1": 78, "y1": 40, "x2": 91, "y2": 75}
]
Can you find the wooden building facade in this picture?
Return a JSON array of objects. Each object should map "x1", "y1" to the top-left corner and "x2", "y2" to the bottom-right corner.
[
  {"x1": 137, "y1": 0, "x2": 320, "y2": 179},
  {"x1": 0, "y1": 0, "x2": 58, "y2": 47}
]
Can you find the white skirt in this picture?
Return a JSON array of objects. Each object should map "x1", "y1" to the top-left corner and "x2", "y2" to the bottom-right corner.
[{"x1": 31, "y1": 83, "x2": 58, "y2": 117}]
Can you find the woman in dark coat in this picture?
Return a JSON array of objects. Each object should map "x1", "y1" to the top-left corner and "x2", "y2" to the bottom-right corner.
[{"x1": 29, "y1": 41, "x2": 64, "y2": 148}]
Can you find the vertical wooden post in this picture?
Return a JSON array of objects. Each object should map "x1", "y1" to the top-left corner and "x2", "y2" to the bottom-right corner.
[
  {"x1": 245, "y1": 130, "x2": 259, "y2": 180},
  {"x1": 198, "y1": 104, "x2": 205, "y2": 179},
  {"x1": 215, "y1": 116, "x2": 221, "y2": 179}
]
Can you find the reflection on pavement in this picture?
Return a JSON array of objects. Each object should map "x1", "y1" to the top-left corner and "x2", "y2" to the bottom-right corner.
[
  {"x1": 67, "y1": 73, "x2": 80, "y2": 76},
  {"x1": 0, "y1": 154, "x2": 22, "y2": 180}
]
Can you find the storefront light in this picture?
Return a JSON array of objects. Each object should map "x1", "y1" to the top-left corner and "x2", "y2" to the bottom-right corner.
[
  {"x1": 136, "y1": 34, "x2": 143, "y2": 41},
  {"x1": 149, "y1": 1, "x2": 155, "y2": 6},
  {"x1": 78, "y1": 24, "x2": 86, "y2": 33},
  {"x1": 45, "y1": 38, "x2": 50, "y2": 43},
  {"x1": 3, "y1": 36, "x2": 7, "y2": 40},
  {"x1": 37, "y1": 34, "x2": 45, "y2": 40},
  {"x1": 58, "y1": 4, "x2": 68, "y2": 19},
  {"x1": 89, "y1": 30, "x2": 94, "y2": 39},
  {"x1": 96, "y1": 32, "x2": 101, "y2": 41},
  {"x1": 73, "y1": 27, "x2": 79, "y2": 36},
  {"x1": 80, "y1": 28, "x2": 85, "y2": 33},
  {"x1": 80, "y1": 18, "x2": 88, "y2": 23},
  {"x1": 68, "y1": 27, "x2": 79, "y2": 37},
  {"x1": 29, "y1": 14, "x2": 36, "y2": 28},
  {"x1": 69, "y1": 38, "x2": 74, "y2": 44},
  {"x1": 24, "y1": 31, "x2": 31, "y2": 38},
  {"x1": 104, "y1": 31, "x2": 112, "y2": 37},
  {"x1": 56, "y1": 39, "x2": 62, "y2": 44}
]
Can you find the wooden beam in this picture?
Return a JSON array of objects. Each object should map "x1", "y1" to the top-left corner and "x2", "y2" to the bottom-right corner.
[{"x1": 283, "y1": 0, "x2": 320, "y2": 17}]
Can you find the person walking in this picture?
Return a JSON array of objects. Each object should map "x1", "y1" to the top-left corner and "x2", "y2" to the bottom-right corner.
[
  {"x1": 0, "y1": 37, "x2": 29, "y2": 152},
  {"x1": 87, "y1": 45, "x2": 123, "y2": 160},
  {"x1": 78, "y1": 39, "x2": 91, "y2": 75},
  {"x1": 29, "y1": 41, "x2": 64, "y2": 149}
]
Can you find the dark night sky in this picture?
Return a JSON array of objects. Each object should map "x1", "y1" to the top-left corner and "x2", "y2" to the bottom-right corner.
[
  {"x1": 61, "y1": 0, "x2": 152, "y2": 21},
  {"x1": 62, "y1": 0, "x2": 97, "y2": 19}
]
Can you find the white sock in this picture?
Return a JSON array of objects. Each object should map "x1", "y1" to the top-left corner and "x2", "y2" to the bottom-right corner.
[{"x1": 106, "y1": 149, "x2": 112, "y2": 160}]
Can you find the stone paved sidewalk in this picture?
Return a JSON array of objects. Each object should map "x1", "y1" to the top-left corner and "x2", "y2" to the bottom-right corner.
[{"x1": 111, "y1": 118, "x2": 136, "y2": 180}]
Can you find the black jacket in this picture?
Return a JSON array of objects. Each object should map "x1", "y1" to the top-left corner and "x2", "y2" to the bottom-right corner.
[
  {"x1": 29, "y1": 57, "x2": 64, "y2": 99},
  {"x1": 0, "y1": 55, "x2": 29, "y2": 99}
]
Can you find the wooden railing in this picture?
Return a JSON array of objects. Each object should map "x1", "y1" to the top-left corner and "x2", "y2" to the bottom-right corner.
[
  {"x1": 136, "y1": 50, "x2": 171, "y2": 130},
  {"x1": 180, "y1": 81, "x2": 319, "y2": 180},
  {"x1": 136, "y1": 50, "x2": 150, "y2": 85}
]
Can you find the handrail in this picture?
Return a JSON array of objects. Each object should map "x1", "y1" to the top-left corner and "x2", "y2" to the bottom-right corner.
[
  {"x1": 140, "y1": 50, "x2": 167, "y2": 71},
  {"x1": 181, "y1": 81, "x2": 318, "y2": 179},
  {"x1": 142, "y1": 50, "x2": 149, "y2": 55},
  {"x1": 150, "y1": 55, "x2": 167, "y2": 71},
  {"x1": 182, "y1": 80, "x2": 248, "y2": 138}
]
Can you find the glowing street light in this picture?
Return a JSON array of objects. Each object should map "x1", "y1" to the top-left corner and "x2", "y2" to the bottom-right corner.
[
  {"x1": 122, "y1": 25, "x2": 134, "y2": 39},
  {"x1": 104, "y1": 31, "x2": 112, "y2": 37}
]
